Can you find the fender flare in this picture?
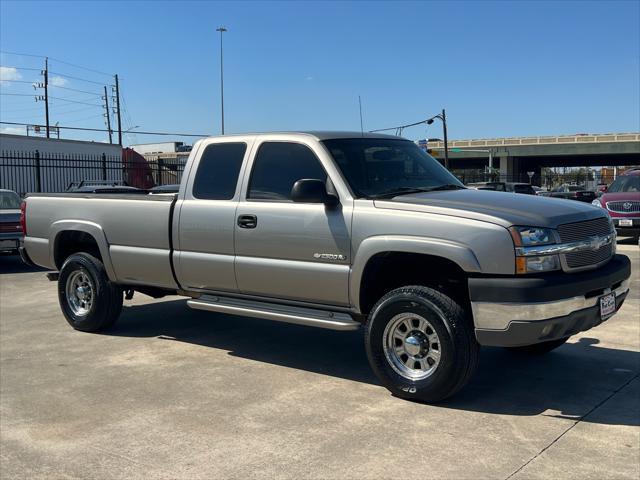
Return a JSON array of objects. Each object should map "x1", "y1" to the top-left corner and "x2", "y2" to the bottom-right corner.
[
  {"x1": 49, "y1": 220, "x2": 117, "y2": 282},
  {"x1": 350, "y1": 235, "x2": 481, "y2": 313}
]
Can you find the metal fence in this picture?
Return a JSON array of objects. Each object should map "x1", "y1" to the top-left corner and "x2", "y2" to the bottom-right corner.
[{"x1": 0, "y1": 150, "x2": 187, "y2": 195}]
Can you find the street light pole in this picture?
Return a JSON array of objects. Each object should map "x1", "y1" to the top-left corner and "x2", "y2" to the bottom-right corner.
[
  {"x1": 216, "y1": 26, "x2": 227, "y2": 135},
  {"x1": 441, "y1": 109, "x2": 449, "y2": 170}
]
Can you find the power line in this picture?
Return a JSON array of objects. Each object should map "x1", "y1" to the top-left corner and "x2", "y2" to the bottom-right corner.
[
  {"x1": 49, "y1": 84, "x2": 103, "y2": 96},
  {"x1": 0, "y1": 93, "x2": 36, "y2": 97},
  {"x1": 0, "y1": 65, "x2": 42, "y2": 72},
  {"x1": 0, "y1": 79, "x2": 39, "y2": 85},
  {"x1": 0, "y1": 50, "x2": 44, "y2": 58},
  {"x1": 1, "y1": 121, "x2": 211, "y2": 137},
  {"x1": 48, "y1": 96, "x2": 103, "y2": 107},
  {"x1": 1, "y1": 50, "x2": 113, "y2": 76},
  {"x1": 49, "y1": 71, "x2": 107, "y2": 86}
]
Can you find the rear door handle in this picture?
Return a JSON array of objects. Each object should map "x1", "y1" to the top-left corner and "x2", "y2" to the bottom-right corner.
[{"x1": 237, "y1": 214, "x2": 257, "y2": 229}]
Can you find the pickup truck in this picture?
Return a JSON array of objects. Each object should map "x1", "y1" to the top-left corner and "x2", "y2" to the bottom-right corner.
[{"x1": 20, "y1": 132, "x2": 631, "y2": 402}]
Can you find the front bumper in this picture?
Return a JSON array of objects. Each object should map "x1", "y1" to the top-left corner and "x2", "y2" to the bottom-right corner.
[
  {"x1": 611, "y1": 216, "x2": 640, "y2": 237},
  {"x1": 469, "y1": 254, "x2": 631, "y2": 347}
]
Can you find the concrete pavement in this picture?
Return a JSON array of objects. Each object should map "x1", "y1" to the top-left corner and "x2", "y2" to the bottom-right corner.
[{"x1": 1, "y1": 240, "x2": 638, "y2": 479}]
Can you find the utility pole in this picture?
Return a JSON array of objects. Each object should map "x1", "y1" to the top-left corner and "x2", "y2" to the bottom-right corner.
[
  {"x1": 441, "y1": 109, "x2": 449, "y2": 170},
  {"x1": 114, "y1": 74, "x2": 122, "y2": 145},
  {"x1": 44, "y1": 57, "x2": 50, "y2": 138},
  {"x1": 216, "y1": 26, "x2": 227, "y2": 135},
  {"x1": 103, "y1": 85, "x2": 113, "y2": 144}
]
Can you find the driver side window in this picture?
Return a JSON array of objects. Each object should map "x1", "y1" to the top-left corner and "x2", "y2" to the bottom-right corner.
[{"x1": 247, "y1": 142, "x2": 327, "y2": 201}]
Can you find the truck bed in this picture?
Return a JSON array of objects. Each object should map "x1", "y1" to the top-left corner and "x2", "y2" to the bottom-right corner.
[{"x1": 24, "y1": 193, "x2": 178, "y2": 289}]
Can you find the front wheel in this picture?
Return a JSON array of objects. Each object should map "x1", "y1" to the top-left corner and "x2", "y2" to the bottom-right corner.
[
  {"x1": 365, "y1": 286, "x2": 479, "y2": 403},
  {"x1": 58, "y1": 253, "x2": 123, "y2": 332}
]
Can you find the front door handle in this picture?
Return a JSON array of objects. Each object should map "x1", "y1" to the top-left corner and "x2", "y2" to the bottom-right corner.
[{"x1": 237, "y1": 214, "x2": 257, "y2": 229}]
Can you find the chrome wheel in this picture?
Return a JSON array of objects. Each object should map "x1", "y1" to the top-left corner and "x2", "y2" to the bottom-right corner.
[
  {"x1": 383, "y1": 312, "x2": 442, "y2": 380},
  {"x1": 65, "y1": 270, "x2": 94, "y2": 316}
]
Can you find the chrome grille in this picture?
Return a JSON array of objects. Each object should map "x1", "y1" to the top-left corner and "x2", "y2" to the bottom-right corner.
[
  {"x1": 565, "y1": 243, "x2": 613, "y2": 269},
  {"x1": 557, "y1": 217, "x2": 611, "y2": 242},
  {"x1": 557, "y1": 217, "x2": 613, "y2": 270},
  {"x1": 606, "y1": 200, "x2": 640, "y2": 214}
]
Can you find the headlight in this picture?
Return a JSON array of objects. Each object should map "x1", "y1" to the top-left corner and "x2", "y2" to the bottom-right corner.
[
  {"x1": 510, "y1": 226, "x2": 561, "y2": 274},
  {"x1": 510, "y1": 226, "x2": 555, "y2": 246},
  {"x1": 592, "y1": 199, "x2": 603, "y2": 208}
]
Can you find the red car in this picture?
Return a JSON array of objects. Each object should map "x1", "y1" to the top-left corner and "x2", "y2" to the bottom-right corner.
[{"x1": 592, "y1": 168, "x2": 640, "y2": 240}]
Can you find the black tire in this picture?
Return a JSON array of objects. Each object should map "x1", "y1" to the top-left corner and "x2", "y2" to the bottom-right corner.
[
  {"x1": 506, "y1": 337, "x2": 569, "y2": 355},
  {"x1": 58, "y1": 253, "x2": 123, "y2": 332},
  {"x1": 365, "y1": 286, "x2": 479, "y2": 403}
]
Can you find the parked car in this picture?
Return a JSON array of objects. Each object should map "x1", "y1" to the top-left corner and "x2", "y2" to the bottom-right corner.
[
  {"x1": 531, "y1": 186, "x2": 547, "y2": 195},
  {"x1": 466, "y1": 181, "x2": 506, "y2": 191},
  {"x1": 0, "y1": 189, "x2": 23, "y2": 254},
  {"x1": 505, "y1": 182, "x2": 536, "y2": 195},
  {"x1": 20, "y1": 132, "x2": 630, "y2": 403},
  {"x1": 592, "y1": 167, "x2": 640, "y2": 240},
  {"x1": 545, "y1": 184, "x2": 597, "y2": 203}
]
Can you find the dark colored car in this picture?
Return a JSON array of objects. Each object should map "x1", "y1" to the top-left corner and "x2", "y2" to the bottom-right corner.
[
  {"x1": 546, "y1": 185, "x2": 596, "y2": 203},
  {"x1": 505, "y1": 182, "x2": 536, "y2": 195},
  {"x1": 0, "y1": 189, "x2": 23, "y2": 254},
  {"x1": 592, "y1": 168, "x2": 640, "y2": 239}
]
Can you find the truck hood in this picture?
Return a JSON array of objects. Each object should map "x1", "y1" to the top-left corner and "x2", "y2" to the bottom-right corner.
[{"x1": 374, "y1": 189, "x2": 607, "y2": 228}]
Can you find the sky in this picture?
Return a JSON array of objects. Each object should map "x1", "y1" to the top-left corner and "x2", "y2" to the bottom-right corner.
[{"x1": 1, "y1": 0, "x2": 639, "y2": 146}]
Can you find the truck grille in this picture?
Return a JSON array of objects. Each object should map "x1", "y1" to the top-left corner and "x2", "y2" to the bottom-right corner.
[
  {"x1": 606, "y1": 200, "x2": 640, "y2": 214},
  {"x1": 565, "y1": 243, "x2": 613, "y2": 269},
  {"x1": 557, "y1": 217, "x2": 613, "y2": 270}
]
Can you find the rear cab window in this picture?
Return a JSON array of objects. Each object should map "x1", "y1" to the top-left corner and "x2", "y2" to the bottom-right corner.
[{"x1": 192, "y1": 143, "x2": 247, "y2": 200}]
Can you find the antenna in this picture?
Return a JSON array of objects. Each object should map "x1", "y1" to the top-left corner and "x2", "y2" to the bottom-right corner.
[{"x1": 358, "y1": 95, "x2": 364, "y2": 136}]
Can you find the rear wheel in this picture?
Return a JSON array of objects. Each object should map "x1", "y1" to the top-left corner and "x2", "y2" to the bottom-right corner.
[
  {"x1": 365, "y1": 286, "x2": 479, "y2": 403},
  {"x1": 506, "y1": 337, "x2": 569, "y2": 355},
  {"x1": 58, "y1": 253, "x2": 123, "y2": 332}
]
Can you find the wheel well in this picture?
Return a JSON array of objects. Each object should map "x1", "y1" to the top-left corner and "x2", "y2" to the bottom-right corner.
[
  {"x1": 54, "y1": 230, "x2": 102, "y2": 270},
  {"x1": 359, "y1": 252, "x2": 469, "y2": 316}
]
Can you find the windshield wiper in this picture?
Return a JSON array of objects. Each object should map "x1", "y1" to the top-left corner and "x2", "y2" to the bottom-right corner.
[
  {"x1": 368, "y1": 187, "x2": 434, "y2": 199},
  {"x1": 424, "y1": 184, "x2": 466, "y2": 192}
]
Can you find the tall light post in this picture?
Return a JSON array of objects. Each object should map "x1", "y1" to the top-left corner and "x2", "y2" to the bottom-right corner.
[
  {"x1": 216, "y1": 26, "x2": 227, "y2": 135},
  {"x1": 427, "y1": 109, "x2": 449, "y2": 170}
]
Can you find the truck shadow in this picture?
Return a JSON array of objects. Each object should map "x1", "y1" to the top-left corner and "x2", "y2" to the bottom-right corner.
[
  {"x1": 0, "y1": 253, "x2": 46, "y2": 274},
  {"x1": 110, "y1": 298, "x2": 639, "y2": 427}
]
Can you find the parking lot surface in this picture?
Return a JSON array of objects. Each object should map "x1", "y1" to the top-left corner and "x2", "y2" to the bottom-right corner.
[{"x1": 1, "y1": 240, "x2": 638, "y2": 479}]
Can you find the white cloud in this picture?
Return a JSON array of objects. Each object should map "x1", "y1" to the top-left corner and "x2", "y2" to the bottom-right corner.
[
  {"x1": 0, "y1": 66, "x2": 22, "y2": 85},
  {"x1": 49, "y1": 75, "x2": 68, "y2": 87}
]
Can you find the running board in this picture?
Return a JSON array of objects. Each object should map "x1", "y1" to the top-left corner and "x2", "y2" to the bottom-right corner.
[{"x1": 187, "y1": 295, "x2": 361, "y2": 331}]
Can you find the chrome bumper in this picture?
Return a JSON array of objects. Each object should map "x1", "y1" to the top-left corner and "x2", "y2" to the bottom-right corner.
[{"x1": 471, "y1": 279, "x2": 630, "y2": 331}]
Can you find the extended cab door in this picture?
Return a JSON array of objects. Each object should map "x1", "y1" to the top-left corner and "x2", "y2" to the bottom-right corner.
[
  {"x1": 234, "y1": 137, "x2": 352, "y2": 306},
  {"x1": 174, "y1": 138, "x2": 253, "y2": 292}
]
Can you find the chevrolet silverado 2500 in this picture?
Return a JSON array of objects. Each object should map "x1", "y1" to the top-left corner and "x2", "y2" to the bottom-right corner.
[{"x1": 20, "y1": 132, "x2": 631, "y2": 402}]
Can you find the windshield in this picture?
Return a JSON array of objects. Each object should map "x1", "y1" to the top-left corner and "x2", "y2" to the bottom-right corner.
[
  {"x1": 322, "y1": 138, "x2": 463, "y2": 198},
  {"x1": 0, "y1": 191, "x2": 21, "y2": 209},
  {"x1": 608, "y1": 175, "x2": 640, "y2": 193}
]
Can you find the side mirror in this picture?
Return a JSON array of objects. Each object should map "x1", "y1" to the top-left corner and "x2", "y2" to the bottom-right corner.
[{"x1": 291, "y1": 179, "x2": 338, "y2": 206}]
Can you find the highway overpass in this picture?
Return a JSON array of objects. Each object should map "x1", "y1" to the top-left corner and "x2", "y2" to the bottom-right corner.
[{"x1": 427, "y1": 132, "x2": 640, "y2": 181}]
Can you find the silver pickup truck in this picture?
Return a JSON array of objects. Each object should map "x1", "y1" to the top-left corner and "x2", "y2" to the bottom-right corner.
[{"x1": 20, "y1": 132, "x2": 631, "y2": 402}]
